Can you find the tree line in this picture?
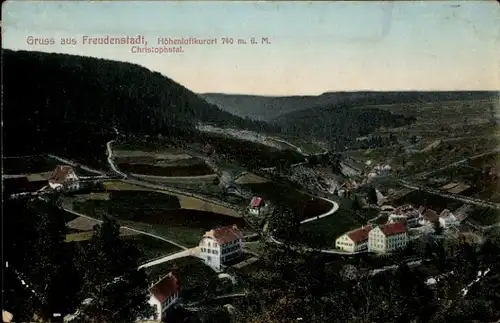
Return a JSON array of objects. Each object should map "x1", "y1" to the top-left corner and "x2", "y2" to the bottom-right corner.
[{"x1": 3, "y1": 196, "x2": 154, "y2": 322}]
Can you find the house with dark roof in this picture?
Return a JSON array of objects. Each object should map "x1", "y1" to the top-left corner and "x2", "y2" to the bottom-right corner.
[
  {"x1": 48, "y1": 165, "x2": 80, "y2": 191},
  {"x1": 335, "y1": 225, "x2": 373, "y2": 252},
  {"x1": 248, "y1": 196, "x2": 266, "y2": 216},
  {"x1": 419, "y1": 208, "x2": 439, "y2": 226},
  {"x1": 199, "y1": 225, "x2": 244, "y2": 271},
  {"x1": 147, "y1": 272, "x2": 180, "y2": 322},
  {"x1": 368, "y1": 222, "x2": 408, "y2": 254}
]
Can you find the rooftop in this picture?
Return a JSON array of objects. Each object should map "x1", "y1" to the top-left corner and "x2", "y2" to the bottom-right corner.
[
  {"x1": 204, "y1": 225, "x2": 243, "y2": 244},
  {"x1": 422, "y1": 209, "x2": 439, "y2": 222},
  {"x1": 250, "y1": 196, "x2": 264, "y2": 208},
  {"x1": 48, "y1": 165, "x2": 78, "y2": 184},
  {"x1": 149, "y1": 273, "x2": 179, "y2": 304},
  {"x1": 347, "y1": 225, "x2": 373, "y2": 243},
  {"x1": 377, "y1": 222, "x2": 407, "y2": 236}
]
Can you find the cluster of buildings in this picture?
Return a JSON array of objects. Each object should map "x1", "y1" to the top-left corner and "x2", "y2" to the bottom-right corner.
[
  {"x1": 147, "y1": 224, "x2": 245, "y2": 322},
  {"x1": 336, "y1": 180, "x2": 359, "y2": 198},
  {"x1": 365, "y1": 163, "x2": 392, "y2": 179},
  {"x1": 336, "y1": 222, "x2": 408, "y2": 254},
  {"x1": 387, "y1": 204, "x2": 461, "y2": 229},
  {"x1": 336, "y1": 204, "x2": 462, "y2": 254}
]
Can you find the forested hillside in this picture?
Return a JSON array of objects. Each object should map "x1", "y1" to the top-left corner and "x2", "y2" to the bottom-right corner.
[
  {"x1": 275, "y1": 105, "x2": 417, "y2": 150},
  {"x1": 200, "y1": 91, "x2": 498, "y2": 121},
  {"x1": 2, "y1": 49, "x2": 279, "y2": 161}
]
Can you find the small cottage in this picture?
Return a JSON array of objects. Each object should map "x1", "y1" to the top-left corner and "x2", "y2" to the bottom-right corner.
[
  {"x1": 199, "y1": 225, "x2": 244, "y2": 271},
  {"x1": 48, "y1": 165, "x2": 80, "y2": 191},
  {"x1": 147, "y1": 273, "x2": 180, "y2": 322},
  {"x1": 248, "y1": 197, "x2": 266, "y2": 216}
]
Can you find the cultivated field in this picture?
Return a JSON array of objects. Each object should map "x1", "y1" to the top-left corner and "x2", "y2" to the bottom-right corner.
[
  {"x1": 102, "y1": 180, "x2": 240, "y2": 217},
  {"x1": 116, "y1": 133, "x2": 306, "y2": 170},
  {"x1": 234, "y1": 173, "x2": 271, "y2": 184},
  {"x1": 117, "y1": 161, "x2": 214, "y2": 177},
  {"x1": 72, "y1": 188, "x2": 247, "y2": 246},
  {"x1": 346, "y1": 99, "x2": 500, "y2": 175}
]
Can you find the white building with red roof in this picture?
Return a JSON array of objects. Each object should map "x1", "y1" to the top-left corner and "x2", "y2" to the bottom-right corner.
[
  {"x1": 48, "y1": 165, "x2": 80, "y2": 191},
  {"x1": 147, "y1": 272, "x2": 180, "y2": 322},
  {"x1": 368, "y1": 222, "x2": 408, "y2": 254},
  {"x1": 248, "y1": 196, "x2": 266, "y2": 216},
  {"x1": 335, "y1": 225, "x2": 373, "y2": 252},
  {"x1": 199, "y1": 225, "x2": 244, "y2": 271}
]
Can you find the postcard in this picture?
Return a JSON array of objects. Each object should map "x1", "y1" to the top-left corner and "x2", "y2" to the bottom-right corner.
[{"x1": 2, "y1": 1, "x2": 500, "y2": 323}]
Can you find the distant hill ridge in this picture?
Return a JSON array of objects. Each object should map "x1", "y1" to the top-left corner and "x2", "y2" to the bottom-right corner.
[{"x1": 200, "y1": 91, "x2": 498, "y2": 121}]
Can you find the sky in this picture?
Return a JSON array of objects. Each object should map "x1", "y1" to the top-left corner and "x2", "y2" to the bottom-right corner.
[{"x1": 3, "y1": 1, "x2": 500, "y2": 95}]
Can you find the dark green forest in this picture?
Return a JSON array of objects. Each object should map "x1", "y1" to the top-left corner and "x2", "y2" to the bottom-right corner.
[
  {"x1": 275, "y1": 106, "x2": 416, "y2": 150},
  {"x1": 2, "y1": 49, "x2": 280, "y2": 163}
]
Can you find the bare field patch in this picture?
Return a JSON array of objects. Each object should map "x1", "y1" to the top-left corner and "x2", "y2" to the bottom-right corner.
[
  {"x1": 74, "y1": 192, "x2": 110, "y2": 200},
  {"x1": 102, "y1": 180, "x2": 143, "y2": 191},
  {"x1": 66, "y1": 216, "x2": 101, "y2": 231},
  {"x1": 235, "y1": 173, "x2": 270, "y2": 184}
]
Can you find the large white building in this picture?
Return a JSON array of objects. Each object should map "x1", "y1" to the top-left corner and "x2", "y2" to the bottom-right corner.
[
  {"x1": 368, "y1": 222, "x2": 408, "y2": 254},
  {"x1": 48, "y1": 165, "x2": 80, "y2": 191},
  {"x1": 335, "y1": 225, "x2": 373, "y2": 252},
  {"x1": 147, "y1": 272, "x2": 180, "y2": 322},
  {"x1": 199, "y1": 225, "x2": 244, "y2": 271}
]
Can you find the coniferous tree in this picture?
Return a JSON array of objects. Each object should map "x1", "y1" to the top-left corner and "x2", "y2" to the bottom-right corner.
[{"x1": 73, "y1": 216, "x2": 154, "y2": 323}]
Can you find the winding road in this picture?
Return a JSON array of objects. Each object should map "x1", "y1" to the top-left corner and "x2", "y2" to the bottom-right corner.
[{"x1": 266, "y1": 196, "x2": 369, "y2": 255}]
